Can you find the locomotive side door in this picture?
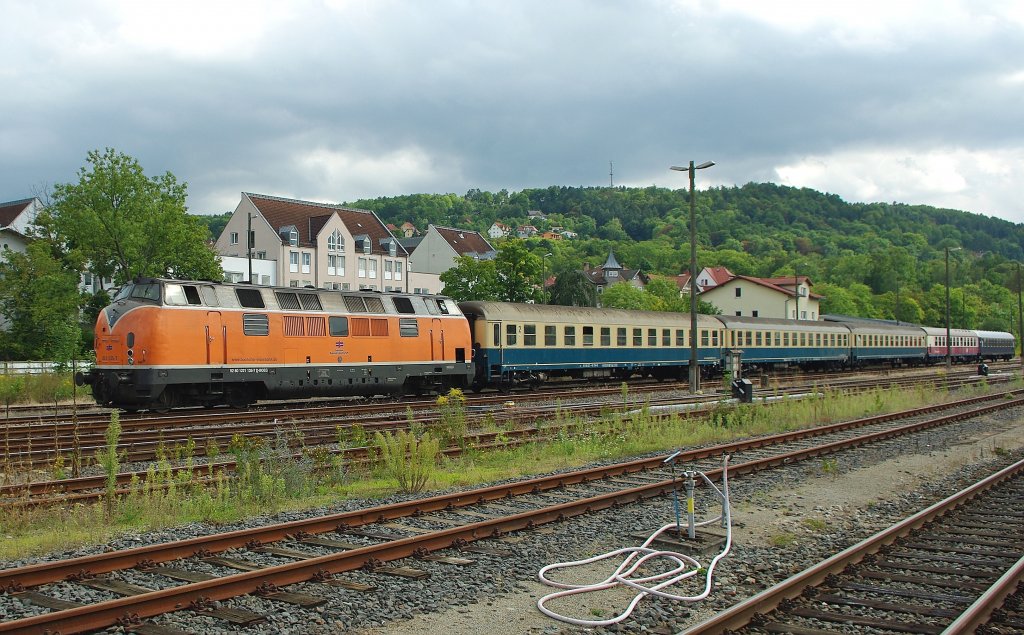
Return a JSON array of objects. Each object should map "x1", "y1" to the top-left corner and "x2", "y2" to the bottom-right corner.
[
  {"x1": 206, "y1": 312, "x2": 224, "y2": 365},
  {"x1": 430, "y1": 318, "x2": 445, "y2": 361}
]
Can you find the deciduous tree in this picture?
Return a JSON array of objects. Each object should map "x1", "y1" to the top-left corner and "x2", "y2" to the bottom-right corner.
[{"x1": 42, "y1": 148, "x2": 222, "y2": 285}]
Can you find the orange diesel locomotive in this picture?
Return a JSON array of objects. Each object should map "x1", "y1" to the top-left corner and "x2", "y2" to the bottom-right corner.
[{"x1": 76, "y1": 278, "x2": 474, "y2": 411}]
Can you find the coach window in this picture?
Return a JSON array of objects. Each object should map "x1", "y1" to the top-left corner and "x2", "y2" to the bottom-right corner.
[
  {"x1": 601, "y1": 327, "x2": 611, "y2": 346},
  {"x1": 745, "y1": 331, "x2": 753, "y2": 347},
  {"x1": 506, "y1": 324, "x2": 517, "y2": 346},
  {"x1": 774, "y1": 332, "x2": 781, "y2": 347},
  {"x1": 660, "y1": 329, "x2": 669, "y2": 346},
  {"x1": 329, "y1": 316, "x2": 349, "y2": 336},
  {"x1": 583, "y1": 326, "x2": 594, "y2": 346},
  {"x1": 524, "y1": 324, "x2": 536, "y2": 346},
  {"x1": 617, "y1": 327, "x2": 627, "y2": 346},
  {"x1": 712, "y1": 331, "x2": 719, "y2": 346},
  {"x1": 633, "y1": 328, "x2": 642, "y2": 346},
  {"x1": 564, "y1": 326, "x2": 576, "y2": 346},
  {"x1": 545, "y1": 325, "x2": 557, "y2": 346},
  {"x1": 755, "y1": 331, "x2": 762, "y2": 347},
  {"x1": 701, "y1": 330, "x2": 709, "y2": 346},
  {"x1": 648, "y1": 328, "x2": 657, "y2": 346},
  {"x1": 493, "y1": 323, "x2": 500, "y2": 346},
  {"x1": 800, "y1": 333, "x2": 807, "y2": 346},
  {"x1": 676, "y1": 329, "x2": 685, "y2": 346}
]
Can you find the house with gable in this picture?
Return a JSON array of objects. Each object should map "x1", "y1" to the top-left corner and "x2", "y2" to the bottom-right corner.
[
  {"x1": 0, "y1": 197, "x2": 41, "y2": 259},
  {"x1": 214, "y1": 192, "x2": 407, "y2": 291},
  {"x1": 405, "y1": 224, "x2": 497, "y2": 294},
  {"x1": 583, "y1": 249, "x2": 648, "y2": 305},
  {"x1": 487, "y1": 222, "x2": 510, "y2": 239},
  {"x1": 699, "y1": 274, "x2": 821, "y2": 320}
]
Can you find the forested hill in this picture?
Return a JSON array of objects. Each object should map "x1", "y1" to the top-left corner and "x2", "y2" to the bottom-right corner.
[{"x1": 348, "y1": 182, "x2": 1024, "y2": 263}]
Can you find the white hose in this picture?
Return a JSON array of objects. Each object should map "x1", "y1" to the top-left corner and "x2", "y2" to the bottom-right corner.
[{"x1": 536, "y1": 457, "x2": 731, "y2": 627}]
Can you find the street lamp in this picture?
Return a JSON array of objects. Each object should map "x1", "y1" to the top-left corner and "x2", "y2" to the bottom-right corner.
[
  {"x1": 1017, "y1": 262, "x2": 1023, "y2": 372},
  {"x1": 945, "y1": 246, "x2": 962, "y2": 368},
  {"x1": 671, "y1": 160, "x2": 715, "y2": 393},
  {"x1": 542, "y1": 252, "x2": 552, "y2": 296}
]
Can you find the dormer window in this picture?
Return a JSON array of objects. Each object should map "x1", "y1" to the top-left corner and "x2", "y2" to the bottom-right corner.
[
  {"x1": 388, "y1": 240, "x2": 397, "y2": 257},
  {"x1": 363, "y1": 239, "x2": 371, "y2": 255},
  {"x1": 280, "y1": 225, "x2": 299, "y2": 247}
]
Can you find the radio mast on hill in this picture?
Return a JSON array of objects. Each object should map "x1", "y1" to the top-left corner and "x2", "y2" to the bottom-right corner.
[{"x1": 609, "y1": 161, "x2": 614, "y2": 187}]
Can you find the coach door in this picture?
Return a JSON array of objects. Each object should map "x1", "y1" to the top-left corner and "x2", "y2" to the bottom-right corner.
[
  {"x1": 430, "y1": 318, "x2": 445, "y2": 361},
  {"x1": 206, "y1": 312, "x2": 225, "y2": 365}
]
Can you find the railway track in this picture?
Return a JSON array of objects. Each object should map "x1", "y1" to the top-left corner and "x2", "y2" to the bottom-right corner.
[
  {"x1": 1, "y1": 372, "x2": 1011, "y2": 509},
  {"x1": 1, "y1": 366, "x2": 1008, "y2": 475},
  {"x1": 684, "y1": 457, "x2": 1024, "y2": 634},
  {"x1": 0, "y1": 386, "x2": 1021, "y2": 633}
]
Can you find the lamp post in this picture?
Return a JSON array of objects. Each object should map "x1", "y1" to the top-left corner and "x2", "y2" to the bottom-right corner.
[
  {"x1": 1017, "y1": 262, "x2": 1023, "y2": 371},
  {"x1": 671, "y1": 160, "x2": 715, "y2": 393},
  {"x1": 542, "y1": 252, "x2": 552, "y2": 298},
  {"x1": 945, "y1": 246, "x2": 961, "y2": 368}
]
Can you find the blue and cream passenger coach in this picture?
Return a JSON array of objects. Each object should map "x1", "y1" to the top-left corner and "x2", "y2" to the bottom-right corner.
[{"x1": 459, "y1": 301, "x2": 724, "y2": 389}]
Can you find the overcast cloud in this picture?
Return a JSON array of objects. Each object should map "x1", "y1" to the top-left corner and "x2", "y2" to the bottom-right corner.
[{"x1": 2, "y1": 0, "x2": 1023, "y2": 223}]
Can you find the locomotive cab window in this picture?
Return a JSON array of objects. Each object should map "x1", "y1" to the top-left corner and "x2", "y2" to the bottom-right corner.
[
  {"x1": 131, "y1": 283, "x2": 160, "y2": 301},
  {"x1": 435, "y1": 299, "x2": 451, "y2": 315},
  {"x1": 164, "y1": 284, "x2": 203, "y2": 306}
]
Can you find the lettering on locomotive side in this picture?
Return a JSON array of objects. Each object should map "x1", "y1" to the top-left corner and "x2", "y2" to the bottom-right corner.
[{"x1": 228, "y1": 367, "x2": 271, "y2": 374}]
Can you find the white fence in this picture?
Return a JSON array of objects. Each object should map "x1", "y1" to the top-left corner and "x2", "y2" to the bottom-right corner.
[{"x1": 0, "y1": 361, "x2": 92, "y2": 375}]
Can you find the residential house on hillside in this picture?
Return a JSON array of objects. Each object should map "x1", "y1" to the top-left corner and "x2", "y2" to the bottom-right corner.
[
  {"x1": 399, "y1": 222, "x2": 419, "y2": 237},
  {"x1": 583, "y1": 250, "x2": 648, "y2": 305},
  {"x1": 700, "y1": 274, "x2": 821, "y2": 320},
  {"x1": 214, "y1": 192, "x2": 407, "y2": 291},
  {"x1": 406, "y1": 225, "x2": 496, "y2": 294},
  {"x1": 487, "y1": 222, "x2": 510, "y2": 239},
  {"x1": 516, "y1": 225, "x2": 538, "y2": 238}
]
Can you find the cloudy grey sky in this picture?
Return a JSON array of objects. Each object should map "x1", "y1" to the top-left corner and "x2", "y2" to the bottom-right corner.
[{"x1": 3, "y1": 0, "x2": 1023, "y2": 223}]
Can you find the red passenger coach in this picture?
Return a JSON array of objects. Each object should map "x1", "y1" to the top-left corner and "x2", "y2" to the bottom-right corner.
[
  {"x1": 921, "y1": 326, "x2": 979, "y2": 364},
  {"x1": 77, "y1": 278, "x2": 474, "y2": 411}
]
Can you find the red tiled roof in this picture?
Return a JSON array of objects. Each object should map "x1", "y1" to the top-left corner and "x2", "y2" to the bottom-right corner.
[
  {"x1": 433, "y1": 225, "x2": 495, "y2": 256},
  {"x1": 245, "y1": 193, "x2": 406, "y2": 257},
  {"x1": 703, "y1": 266, "x2": 734, "y2": 285}
]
